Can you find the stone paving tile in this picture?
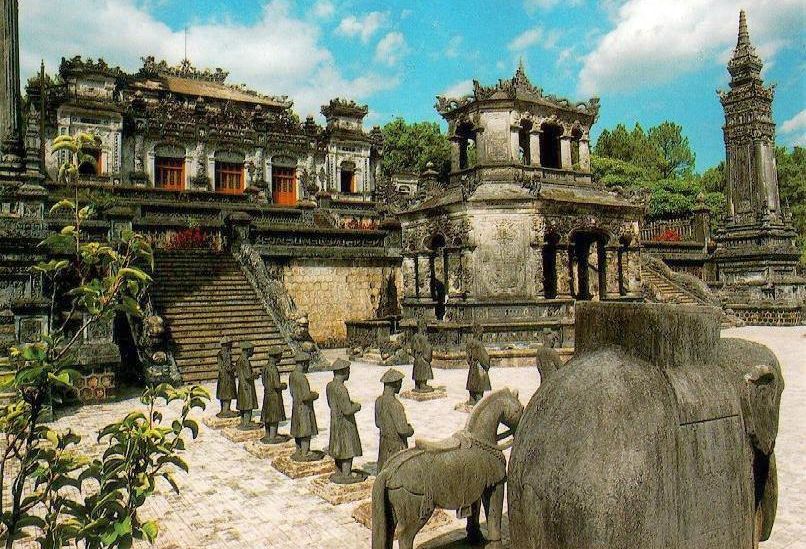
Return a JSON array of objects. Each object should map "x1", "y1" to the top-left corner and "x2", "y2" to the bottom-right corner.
[{"x1": 34, "y1": 326, "x2": 804, "y2": 548}]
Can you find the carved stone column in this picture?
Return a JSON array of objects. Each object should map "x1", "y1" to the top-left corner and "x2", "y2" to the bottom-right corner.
[
  {"x1": 446, "y1": 249, "x2": 463, "y2": 298},
  {"x1": 556, "y1": 245, "x2": 571, "y2": 298},
  {"x1": 605, "y1": 248, "x2": 620, "y2": 296},
  {"x1": 0, "y1": 0, "x2": 23, "y2": 168},
  {"x1": 510, "y1": 125, "x2": 521, "y2": 163},
  {"x1": 415, "y1": 253, "x2": 430, "y2": 298},
  {"x1": 530, "y1": 129, "x2": 541, "y2": 167},
  {"x1": 579, "y1": 138, "x2": 591, "y2": 171},
  {"x1": 560, "y1": 136, "x2": 573, "y2": 170},
  {"x1": 402, "y1": 255, "x2": 418, "y2": 299}
]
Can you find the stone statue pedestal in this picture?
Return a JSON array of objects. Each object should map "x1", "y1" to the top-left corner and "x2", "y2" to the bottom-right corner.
[
  {"x1": 272, "y1": 454, "x2": 336, "y2": 479},
  {"x1": 203, "y1": 415, "x2": 240, "y2": 430},
  {"x1": 244, "y1": 439, "x2": 295, "y2": 461},
  {"x1": 453, "y1": 401, "x2": 475, "y2": 414},
  {"x1": 310, "y1": 474, "x2": 375, "y2": 505},
  {"x1": 401, "y1": 385, "x2": 447, "y2": 401},
  {"x1": 222, "y1": 424, "x2": 264, "y2": 443},
  {"x1": 351, "y1": 500, "x2": 453, "y2": 536}
]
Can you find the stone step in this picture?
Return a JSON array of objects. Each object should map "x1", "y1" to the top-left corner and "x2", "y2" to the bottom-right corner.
[
  {"x1": 153, "y1": 293, "x2": 261, "y2": 304},
  {"x1": 169, "y1": 329, "x2": 283, "y2": 345},
  {"x1": 174, "y1": 343, "x2": 289, "y2": 361},
  {"x1": 166, "y1": 313, "x2": 276, "y2": 327},
  {"x1": 155, "y1": 280, "x2": 254, "y2": 290},
  {"x1": 154, "y1": 288, "x2": 258, "y2": 299},
  {"x1": 161, "y1": 308, "x2": 270, "y2": 322}
]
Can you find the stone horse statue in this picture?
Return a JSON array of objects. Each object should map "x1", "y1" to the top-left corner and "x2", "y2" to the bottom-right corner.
[{"x1": 371, "y1": 388, "x2": 523, "y2": 549}]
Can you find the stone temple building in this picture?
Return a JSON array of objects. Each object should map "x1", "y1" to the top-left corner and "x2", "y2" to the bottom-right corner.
[{"x1": 394, "y1": 65, "x2": 644, "y2": 358}]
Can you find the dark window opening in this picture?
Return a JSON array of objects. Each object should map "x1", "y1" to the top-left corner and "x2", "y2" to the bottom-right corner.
[
  {"x1": 542, "y1": 234, "x2": 559, "y2": 299},
  {"x1": 518, "y1": 120, "x2": 533, "y2": 165},
  {"x1": 540, "y1": 123, "x2": 562, "y2": 169},
  {"x1": 456, "y1": 122, "x2": 477, "y2": 170},
  {"x1": 340, "y1": 169, "x2": 355, "y2": 193},
  {"x1": 79, "y1": 148, "x2": 101, "y2": 176}
]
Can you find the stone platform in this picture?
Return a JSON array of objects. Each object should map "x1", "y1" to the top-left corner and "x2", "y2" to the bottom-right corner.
[
  {"x1": 432, "y1": 347, "x2": 574, "y2": 369},
  {"x1": 273, "y1": 454, "x2": 336, "y2": 479},
  {"x1": 244, "y1": 439, "x2": 296, "y2": 460},
  {"x1": 351, "y1": 500, "x2": 453, "y2": 535},
  {"x1": 453, "y1": 402, "x2": 475, "y2": 414},
  {"x1": 221, "y1": 424, "x2": 264, "y2": 442},
  {"x1": 401, "y1": 386, "x2": 447, "y2": 401},
  {"x1": 202, "y1": 415, "x2": 240, "y2": 429},
  {"x1": 310, "y1": 474, "x2": 375, "y2": 505}
]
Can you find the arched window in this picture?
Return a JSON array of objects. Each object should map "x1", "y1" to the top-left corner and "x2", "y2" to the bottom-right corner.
[
  {"x1": 214, "y1": 151, "x2": 244, "y2": 194},
  {"x1": 272, "y1": 156, "x2": 297, "y2": 205},
  {"x1": 79, "y1": 148, "x2": 102, "y2": 176},
  {"x1": 456, "y1": 122, "x2": 477, "y2": 170},
  {"x1": 540, "y1": 123, "x2": 562, "y2": 169},
  {"x1": 340, "y1": 160, "x2": 356, "y2": 193},
  {"x1": 518, "y1": 120, "x2": 533, "y2": 165},
  {"x1": 154, "y1": 144, "x2": 185, "y2": 190}
]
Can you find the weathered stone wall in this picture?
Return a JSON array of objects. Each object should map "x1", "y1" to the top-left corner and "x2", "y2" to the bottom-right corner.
[{"x1": 282, "y1": 259, "x2": 401, "y2": 346}]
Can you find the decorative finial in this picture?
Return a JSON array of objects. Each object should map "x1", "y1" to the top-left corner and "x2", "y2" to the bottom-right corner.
[{"x1": 737, "y1": 10, "x2": 752, "y2": 48}]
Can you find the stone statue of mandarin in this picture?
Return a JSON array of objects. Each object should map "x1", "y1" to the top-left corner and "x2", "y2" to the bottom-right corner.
[
  {"x1": 235, "y1": 340, "x2": 260, "y2": 430},
  {"x1": 260, "y1": 346, "x2": 290, "y2": 444},
  {"x1": 465, "y1": 324, "x2": 491, "y2": 405},
  {"x1": 375, "y1": 368, "x2": 414, "y2": 471},
  {"x1": 289, "y1": 352, "x2": 324, "y2": 462},
  {"x1": 326, "y1": 359, "x2": 365, "y2": 484},
  {"x1": 410, "y1": 320, "x2": 434, "y2": 393},
  {"x1": 215, "y1": 336, "x2": 237, "y2": 418}
]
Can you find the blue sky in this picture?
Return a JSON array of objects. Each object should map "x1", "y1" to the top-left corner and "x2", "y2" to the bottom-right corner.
[{"x1": 19, "y1": 0, "x2": 806, "y2": 171}]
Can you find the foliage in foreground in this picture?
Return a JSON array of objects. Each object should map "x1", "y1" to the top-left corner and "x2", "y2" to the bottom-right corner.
[{"x1": 0, "y1": 132, "x2": 210, "y2": 547}]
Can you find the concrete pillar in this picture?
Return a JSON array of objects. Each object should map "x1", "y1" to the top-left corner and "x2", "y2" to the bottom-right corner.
[
  {"x1": 402, "y1": 256, "x2": 418, "y2": 298},
  {"x1": 0, "y1": 0, "x2": 23, "y2": 160},
  {"x1": 560, "y1": 137, "x2": 572, "y2": 170},
  {"x1": 447, "y1": 250, "x2": 463, "y2": 297},
  {"x1": 579, "y1": 138, "x2": 591, "y2": 171},
  {"x1": 510, "y1": 126, "x2": 520, "y2": 163},
  {"x1": 530, "y1": 130, "x2": 541, "y2": 167}
]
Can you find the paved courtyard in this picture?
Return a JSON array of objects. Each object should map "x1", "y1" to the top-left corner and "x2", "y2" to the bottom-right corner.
[{"x1": 45, "y1": 326, "x2": 805, "y2": 548}]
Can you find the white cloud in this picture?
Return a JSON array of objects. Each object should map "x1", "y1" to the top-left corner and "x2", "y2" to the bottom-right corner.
[
  {"x1": 335, "y1": 11, "x2": 388, "y2": 43},
  {"x1": 524, "y1": 0, "x2": 582, "y2": 12},
  {"x1": 311, "y1": 0, "x2": 335, "y2": 19},
  {"x1": 440, "y1": 79, "x2": 473, "y2": 98},
  {"x1": 445, "y1": 36, "x2": 463, "y2": 58},
  {"x1": 19, "y1": 0, "x2": 396, "y2": 117},
  {"x1": 508, "y1": 27, "x2": 560, "y2": 51},
  {"x1": 375, "y1": 32, "x2": 408, "y2": 66},
  {"x1": 780, "y1": 109, "x2": 806, "y2": 147},
  {"x1": 578, "y1": 0, "x2": 804, "y2": 96}
]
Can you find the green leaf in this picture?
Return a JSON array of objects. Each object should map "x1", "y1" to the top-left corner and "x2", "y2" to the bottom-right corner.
[
  {"x1": 49, "y1": 199, "x2": 76, "y2": 214},
  {"x1": 183, "y1": 419, "x2": 199, "y2": 439},
  {"x1": 118, "y1": 267, "x2": 152, "y2": 283},
  {"x1": 161, "y1": 472, "x2": 180, "y2": 494},
  {"x1": 114, "y1": 515, "x2": 133, "y2": 536},
  {"x1": 141, "y1": 520, "x2": 159, "y2": 543}
]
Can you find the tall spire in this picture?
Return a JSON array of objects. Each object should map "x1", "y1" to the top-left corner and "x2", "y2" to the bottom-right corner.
[
  {"x1": 737, "y1": 9, "x2": 750, "y2": 47},
  {"x1": 727, "y1": 9, "x2": 762, "y2": 83},
  {"x1": 0, "y1": 0, "x2": 23, "y2": 164}
]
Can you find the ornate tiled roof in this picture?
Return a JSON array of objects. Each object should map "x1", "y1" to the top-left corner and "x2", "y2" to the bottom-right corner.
[
  {"x1": 435, "y1": 63, "x2": 600, "y2": 119},
  {"x1": 321, "y1": 98, "x2": 369, "y2": 119}
]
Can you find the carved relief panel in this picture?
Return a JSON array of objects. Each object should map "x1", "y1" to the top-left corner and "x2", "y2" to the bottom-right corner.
[{"x1": 472, "y1": 214, "x2": 534, "y2": 299}]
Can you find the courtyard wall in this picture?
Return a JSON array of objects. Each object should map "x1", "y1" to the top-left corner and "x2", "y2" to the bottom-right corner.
[{"x1": 282, "y1": 259, "x2": 401, "y2": 346}]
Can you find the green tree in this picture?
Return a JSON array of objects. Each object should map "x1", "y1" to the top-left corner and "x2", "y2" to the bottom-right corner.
[
  {"x1": 776, "y1": 145, "x2": 806, "y2": 264},
  {"x1": 647, "y1": 122, "x2": 696, "y2": 179},
  {"x1": 381, "y1": 118, "x2": 451, "y2": 179}
]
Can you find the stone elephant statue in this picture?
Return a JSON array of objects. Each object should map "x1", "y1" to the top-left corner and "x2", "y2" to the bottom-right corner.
[{"x1": 508, "y1": 302, "x2": 784, "y2": 549}]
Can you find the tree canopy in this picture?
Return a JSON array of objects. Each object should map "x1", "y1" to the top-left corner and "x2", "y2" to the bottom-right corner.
[
  {"x1": 380, "y1": 117, "x2": 451, "y2": 179},
  {"x1": 592, "y1": 121, "x2": 718, "y2": 218},
  {"x1": 776, "y1": 146, "x2": 806, "y2": 263}
]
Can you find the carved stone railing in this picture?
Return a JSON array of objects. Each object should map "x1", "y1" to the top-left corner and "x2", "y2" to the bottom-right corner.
[
  {"x1": 125, "y1": 292, "x2": 181, "y2": 385},
  {"x1": 641, "y1": 214, "x2": 696, "y2": 242},
  {"x1": 233, "y1": 240, "x2": 328, "y2": 369},
  {"x1": 642, "y1": 254, "x2": 721, "y2": 308}
]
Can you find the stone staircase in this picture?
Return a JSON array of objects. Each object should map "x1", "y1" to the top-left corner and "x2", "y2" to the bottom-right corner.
[
  {"x1": 642, "y1": 268, "x2": 701, "y2": 305},
  {"x1": 152, "y1": 250, "x2": 296, "y2": 383}
]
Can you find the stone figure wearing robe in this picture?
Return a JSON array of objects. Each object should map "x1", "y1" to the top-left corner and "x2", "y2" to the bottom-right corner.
[
  {"x1": 289, "y1": 355, "x2": 323, "y2": 461},
  {"x1": 215, "y1": 337, "x2": 237, "y2": 418},
  {"x1": 260, "y1": 347, "x2": 289, "y2": 444},
  {"x1": 410, "y1": 320, "x2": 434, "y2": 392},
  {"x1": 375, "y1": 369, "x2": 414, "y2": 471},
  {"x1": 236, "y1": 341, "x2": 259, "y2": 429},
  {"x1": 465, "y1": 324, "x2": 491, "y2": 405},
  {"x1": 326, "y1": 359, "x2": 365, "y2": 484}
]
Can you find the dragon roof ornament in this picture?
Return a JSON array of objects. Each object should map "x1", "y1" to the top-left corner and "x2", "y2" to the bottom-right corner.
[
  {"x1": 137, "y1": 56, "x2": 229, "y2": 83},
  {"x1": 59, "y1": 56, "x2": 124, "y2": 78},
  {"x1": 321, "y1": 97, "x2": 369, "y2": 119},
  {"x1": 435, "y1": 64, "x2": 600, "y2": 119}
]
